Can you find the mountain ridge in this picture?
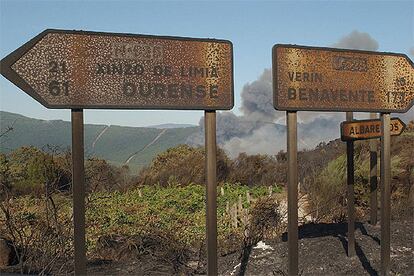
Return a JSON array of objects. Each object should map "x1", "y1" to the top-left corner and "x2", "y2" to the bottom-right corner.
[{"x1": 0, "y1": 111, "x2": 198, "y2": 172}]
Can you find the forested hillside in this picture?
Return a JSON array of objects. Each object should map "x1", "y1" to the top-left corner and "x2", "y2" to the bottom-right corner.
[{"x1": 0, "y1": 111, "x2": 197, "y2": 171}]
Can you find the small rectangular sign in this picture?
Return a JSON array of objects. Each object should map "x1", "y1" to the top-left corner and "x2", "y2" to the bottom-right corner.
[
  {"x1": 340, "y1": 118, "x2": 406, "y2": 141},
  {"x1": 0, "y1": 29, "x2": 234, "y2": 110},
  {"x1": 272, "y1": 44, "x2": 414, "y2": 113}
]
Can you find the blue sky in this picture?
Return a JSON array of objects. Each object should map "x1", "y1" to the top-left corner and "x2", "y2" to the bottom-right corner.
[{"x1": 0, "y1": 0, "x2": 413, "y2": 127}]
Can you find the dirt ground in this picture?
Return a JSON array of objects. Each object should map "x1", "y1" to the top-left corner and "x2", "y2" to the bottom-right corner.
[{"x1": 85, "y1": 217, "x2": 413, "y2": 276}]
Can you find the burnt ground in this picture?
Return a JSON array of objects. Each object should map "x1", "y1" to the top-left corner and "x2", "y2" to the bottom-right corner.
[{"x1": 85, "y1": 217, "x2": 413, "y2": 276}]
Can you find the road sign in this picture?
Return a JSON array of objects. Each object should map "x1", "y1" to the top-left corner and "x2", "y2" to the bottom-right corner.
[
  {"x1": 272, "y1": 44, "x2": 414, "y2": 113},
  {"x1": 0, "y1": 29, "x2": 233, "y2": 110},
  {"x1": 341, "y1": 117, "x2": 406, "y2": 141}
]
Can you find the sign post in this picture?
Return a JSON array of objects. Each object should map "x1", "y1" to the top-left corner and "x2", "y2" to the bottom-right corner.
[
  {"x1": 273, "y1": 45, "x2": 414, "y2": 113},
  {"x1": 273, "y1": 44, "x2": 413, "y2": 275},
  {"x1": 0, "y1": 29, "x2": 233, "y2": 110},
  {"x1": 369, "y1": 113, "x2": 378, "y2": 225},
  {"x1": 205, "y1": 110, "x2": 217, "y2": 275},
  {"x1": 346, "y1": 112, "x2": 355, "y2": 257},
  {"x1": 340, "y1": 117, "x2": 405, "y2": 141},
  {"x1": 0, "y1": 29, "x2": 234, "y2": 275},
  {"x1": 380, "y1": 113, "x2": 391, "y2": 275},
  {"x1": 340, "y1": 115, "x2": 406, "y2": 231},
  {"x1": 71, "y1": 109, "x2": 86, "y2": 274},
  {"x1": 287, "y1": 111, "x2": 298, "y2": 275}
]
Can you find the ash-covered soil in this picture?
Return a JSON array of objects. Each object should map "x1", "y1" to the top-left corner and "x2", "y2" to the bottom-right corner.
[{"x1": 87, "y1": 218, "x2": 413, "y2": 276}]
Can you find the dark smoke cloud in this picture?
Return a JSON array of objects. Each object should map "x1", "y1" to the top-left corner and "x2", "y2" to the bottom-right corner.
[
  {"x1": 240, "y1": 69, "x2": 284, "y2": 121},
  {"x1": 325, "y1": 30, "x2": 379, "y2": 121},
  {"x1": 187, "y1": 30, "x2": 391, "y2": 158},
  {"x1": 186, "y1": 67, "x2": 339, "y2": 157},
  {"x1": 186, "y1": 110, "x2": 286, "y2": 157},
  {"x1": 332, "y1": 30, "x2": 379, "y2": 51}
]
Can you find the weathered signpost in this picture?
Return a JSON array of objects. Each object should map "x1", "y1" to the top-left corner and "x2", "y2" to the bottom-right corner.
[
  {"x1": 341, "y1": 117, "x2": 405, "y2": 141},
  {"x1": 273, "y1": 44, "x2": 413, "y2": 275},
  {"x1": 0, "y1": 29, "x2": 234, "y2": 275},
  {"x1": 341, "y1": 116, "x2": 406, "y2": 228}
]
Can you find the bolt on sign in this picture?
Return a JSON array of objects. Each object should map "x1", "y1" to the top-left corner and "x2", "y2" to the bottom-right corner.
[
  {"x1": 341, "y1": 118, "x2": 406, "y2": 141},
  {"x1": 273, "y1": 44, "x2": 414, "y2": 112},
  {"x1": 0, "y1": 29, "x2": 233, "y2": 110}
]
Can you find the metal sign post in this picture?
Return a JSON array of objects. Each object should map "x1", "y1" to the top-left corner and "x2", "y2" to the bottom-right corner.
[
  {"x1": 340, "y1": 117, "x2": 405, "y2": 141},
  {"x1": 0, "y1": 29, "x2": 234, "y2": 275},
  {"x1": 71, "y1": 109, "x2": 86, "y2": 275},
  {"x1": 0, "y1": 29, "x2": 233, "y2": 110},
  {"x1": 205, "y1": 110, "x2": 217, "y2": 276},
  {"x1": 287, "y1": 111, "x2": 298, "y2": 275},
  {"x1": 273, "y1": 45, "x2": 414, "y2": 113},
  {"x1": 346, "y1": 112, "x2": 355, "y2": 257},
  {"x1": 380, "y1": 113, "x2": 391, "y2": 275},
  {"x1": 273, "y1": 44, "x2": 413, "y2": 275},
  {"x1": 369, "y1": 113, "x2": 378, "y2": 225}
]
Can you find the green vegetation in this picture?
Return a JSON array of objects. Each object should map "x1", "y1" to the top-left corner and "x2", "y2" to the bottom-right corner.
[
  {"x1": 1, "y1": 184, "x2": 282, "y2": 274},
  {"x1": 305, "y1": 127, "x2": 414, "y2": 222},
  {"x1": 0, "y1": 115, "x2": 412, "y2": 274},
  {"x1": 86, "y1": 183, "x2": 281, "y2": 250},
  {"x1": 138, "y1": 145, "x2": 285, "y2": 187}
]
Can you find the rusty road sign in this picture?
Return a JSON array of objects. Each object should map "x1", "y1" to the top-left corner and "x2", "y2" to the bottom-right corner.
[
  {"x1": 0, "y1": 29, "x2": 233, "y2": 110},
  {"x1": 273, "y1": 44, "x2": 414, "y2": 113},
  {"x1": 341, "y1": 117, "x2": 406, "y2": 141}
]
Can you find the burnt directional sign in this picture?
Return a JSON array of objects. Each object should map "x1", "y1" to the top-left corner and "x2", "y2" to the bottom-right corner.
[
  {"x1": 273, "y1": 44, "x2": 414, "y2": 113},
  {"x1": 0, "y1": 29, "x2": 233, "y2": 110},
  {"x1": 341, "y1": 117, "x2": 406, "y2": 141}
]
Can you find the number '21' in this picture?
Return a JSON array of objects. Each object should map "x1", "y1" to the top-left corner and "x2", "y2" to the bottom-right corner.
[{"x1": 49, "y1": 61, "x2": 67, "y2": 73}]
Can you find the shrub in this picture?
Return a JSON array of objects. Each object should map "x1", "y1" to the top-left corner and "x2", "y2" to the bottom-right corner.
[
  {"x1": 85, "y1": 158, "x2": 118, "y2": 193},
  {"x1": 306, "y1": 154, "x2": 347, "y2": 222},
  {"x1": 7, "y1": 147, "x2": 70, "y2": 196},
  {"x1": 137, "y1": 145, "x2": 231, "y2": 186},
  {"x1": 229, "y1": 153, "x2": 285, "y2": 187},
  {"x1": 0, "y1": 195, "x2": 73, "y2": 274}
]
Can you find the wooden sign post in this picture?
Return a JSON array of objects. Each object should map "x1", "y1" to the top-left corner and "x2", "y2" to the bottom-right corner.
[
  {"x1": 0, "y1": 29, "x2": 234, "y2": 275},
  {"x1": 273, "y1": 44, "x2": 413, "y2": 275}
]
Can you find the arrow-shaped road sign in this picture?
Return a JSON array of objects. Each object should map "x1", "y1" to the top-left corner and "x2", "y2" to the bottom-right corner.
[
  {"x1": 273, "y1": 45, "x2": 414, "y2": 113},
  {"x1": 0, "y1": 29, "x2": 233, "y2": 110},
  {"x1": 341, "y1": 117, "x2": 406, "y2": 141}
]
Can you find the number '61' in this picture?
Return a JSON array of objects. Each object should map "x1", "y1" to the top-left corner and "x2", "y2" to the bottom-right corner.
[{"x1": 49, "y1": 80, "x2": 69, "y2": 96}]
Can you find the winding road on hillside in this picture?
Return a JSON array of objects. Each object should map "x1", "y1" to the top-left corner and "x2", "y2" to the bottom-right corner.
[
  {"x1": 124, "y1": 128, "x2": 168, "y2": 165},
  {"x1": 92, "y1": 125, "x2": 110, "y2": 150}
]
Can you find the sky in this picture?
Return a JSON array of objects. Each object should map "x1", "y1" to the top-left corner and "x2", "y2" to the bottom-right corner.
[{"x1": 0, "y1": 0, "x2": 413, "y2": 127}]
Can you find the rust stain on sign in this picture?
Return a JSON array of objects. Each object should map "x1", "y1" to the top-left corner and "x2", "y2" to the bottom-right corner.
[
  {"x1": 341, "y1": 118, "x2": 406, "y2": 141},
  {"x1": 273, "y1": 44, "x2": 414, "y2": 113},
  {"x1": 0, "y1": 29, "x2": 234, "y2": 110}
]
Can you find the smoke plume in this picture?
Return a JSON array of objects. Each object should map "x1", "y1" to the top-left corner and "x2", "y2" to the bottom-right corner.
[
  {"x1": 186, "y1": 30, "x2": 411, "y2": 158},
  {"x1": 332, "y1": 30, "x2": 379, "y2": 51},
  {"x1": 240, "y1": 69, "x2": 284, "y2": 122}
]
